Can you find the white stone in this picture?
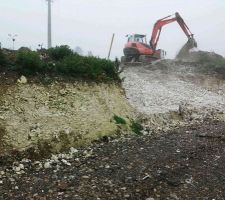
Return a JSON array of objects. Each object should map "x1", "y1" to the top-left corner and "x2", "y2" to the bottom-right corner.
[
  {"x1": 105, "y1": 165, "x2": 110, "y2": 169},
  {"x1": 61, "y1": 159, "x2": 71, "y2": 166},
  {"x1": 51, "y1": 155, "x2": 59, "y2": 162},
  {"x1": 14, "y1": 166, "x2": 21, "y2": 172},
  {"x1": 44, "y1": 162, "x2": 51, "y2": 169},
  {"x1": 17, "y1": 75, "x2": 27, "y2": 84},
  {"x1": 70, "y1": 147, "x2": 78, "y2": 154},
  {"x1": 19, "y1": 164, "x2": 25, "y2": 170},
  {"x1": 0, "y1": 171, "x2": 5, "y2": 175}
]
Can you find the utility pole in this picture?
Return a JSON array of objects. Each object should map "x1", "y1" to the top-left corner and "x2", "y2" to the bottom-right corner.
[
  {"x1": 108, "y1": 33, "x2": 115, "y2": 60},
  {"x1": 46, "y1": 0, "x2": 53, "y2": 49}
]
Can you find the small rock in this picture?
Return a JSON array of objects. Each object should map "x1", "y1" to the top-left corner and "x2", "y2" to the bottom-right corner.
[
  {"x1": 0, "y1": 180, "x2": 3, "y2": 184},
  {"x1": 19, "y1": 164, "x2": 25, "y2": 170},
  {"x1": 82, "y1": 176, "x2": 90, "y2": 179},
  {"x1": 44, "y1": 162, "x2": 51, "y2": 169},
  {"x1": 9, "y1": 178, "x2": 15, "y2": 182},
  {"x1": 59, "y1": 89, "x2": 67, "y2": 96},
  {"x1": 51, "y1": 155, "x2": 59, "y2": 162},
  {"x1": 21, "y1": 158, "x2": 31, "y2": 163},
  {"x1": 105, "y1": 165, "x2": 110, "y2": 169},
  {"x1": 146, "y1": 198, "x2": 154, "y2": 200},
  {"x1": 176, "y1": 149, "x2": 181, "y2": 153},
  {"x1": 33, "y1": 161, "x2": 42, "y2": 170},
  {"x1": 17, "y1": 75, "x2": 27, "y2": 84},
  {"x1": 170, "y1": 193, "x2": 179, "y2": 200},
  {"x1": 70, "y1": 147, "x2": 78, "y2": 154},
  {"x1": 0, "y1": 116, "x2": 4, "y2": 120},
  {"x1": 61, "y1": 159, "x2": 71, "y2": 166},
  {"x1": 14, "y1": 166, "x2": 21, "y2": 172},
  {"x1": 120, "y1": 187, "x2": 127, "y2": 191}
]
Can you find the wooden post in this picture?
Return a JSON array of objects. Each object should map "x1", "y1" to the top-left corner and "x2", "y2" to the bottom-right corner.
[{"x1": 108, "y1": 33, "x2": 115, "y2": 60}]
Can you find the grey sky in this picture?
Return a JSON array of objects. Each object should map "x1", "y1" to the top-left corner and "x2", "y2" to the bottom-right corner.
[{"x1": 0, "y1": 0, "x2": 224, "y2": 59}]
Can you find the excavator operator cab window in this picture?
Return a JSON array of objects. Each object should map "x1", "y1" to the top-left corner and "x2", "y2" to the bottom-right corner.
[
  {"x1": 134, "y1": 36, "x2": 143, "y2": 43},
  {"x1": 127, "y1": 35, "x2": 147, "y2": 44},
  {"x1": 127, "y1": 35, "x2": 133, "y2": 42}
]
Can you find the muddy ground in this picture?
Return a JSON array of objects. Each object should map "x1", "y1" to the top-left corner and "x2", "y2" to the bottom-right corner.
[{"x1": 0, "y1": 120, "x2": 225, "y2": 200}]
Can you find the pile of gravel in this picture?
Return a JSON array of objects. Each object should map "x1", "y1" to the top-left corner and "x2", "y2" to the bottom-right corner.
[{"x1": 121, "y1": 65, "x2": 225, "y2": 117}]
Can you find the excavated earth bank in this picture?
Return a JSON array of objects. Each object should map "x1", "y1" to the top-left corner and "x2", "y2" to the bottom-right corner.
[{"x1": 0, "y1": 77, "x2": 133, "y2": 156}]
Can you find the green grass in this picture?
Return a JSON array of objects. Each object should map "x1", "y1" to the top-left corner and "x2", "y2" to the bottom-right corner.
[
  {"x1": 113, "y1": 115, "x2": 127, "y2": 125},
  {"x1": 130, "y1": 120, "x2": 143, "y2": 135}
]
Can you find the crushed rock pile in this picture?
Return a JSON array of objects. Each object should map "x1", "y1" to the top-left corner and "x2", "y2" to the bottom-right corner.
[{"x1": 121, "y1": 63, "x2": 225, "y2": 131}]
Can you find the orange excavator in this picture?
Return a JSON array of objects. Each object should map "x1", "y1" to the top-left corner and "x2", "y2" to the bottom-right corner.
[{"x1": 122, "y1": 12, "x2": 197, "y2": 63}]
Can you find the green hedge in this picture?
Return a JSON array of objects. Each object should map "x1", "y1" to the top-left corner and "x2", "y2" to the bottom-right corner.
[
  {"x1": 1, "y1": 45, "x2": 119, "y2": 81},
  {"x1": 47, "y1": 45, "x2": 73, "y2": 61},
  {"x1": 15, "y1": 49, "x2": 42, "y2": 74},
  {"x1": 0, "y1": 50, "x2": 6, "y2": 66},
  {"x1": 56, "y1": 54, "x2": 119, "y2": 80}
]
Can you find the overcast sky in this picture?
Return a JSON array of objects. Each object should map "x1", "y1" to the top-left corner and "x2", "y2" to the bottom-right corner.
[{"x1": 0, "y1": 0, "x2": 224, "y2": 59}]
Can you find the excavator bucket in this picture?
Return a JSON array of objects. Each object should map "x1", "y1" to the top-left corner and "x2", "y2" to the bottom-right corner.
[{"x1": 176, "y1": 38, "x2": 198, "y2": 59}]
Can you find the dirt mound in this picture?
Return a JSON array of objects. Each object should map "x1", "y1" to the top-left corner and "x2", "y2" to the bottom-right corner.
[{"x1": 178, "y1": 49, "x2": 224, "y2": 62}]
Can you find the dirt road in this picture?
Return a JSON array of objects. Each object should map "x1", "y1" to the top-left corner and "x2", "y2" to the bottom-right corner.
[{"x1": 0, "y1": 121, "x2": 225, "y2": 200}]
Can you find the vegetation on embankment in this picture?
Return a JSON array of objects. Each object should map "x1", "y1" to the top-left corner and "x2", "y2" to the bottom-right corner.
[{"x1": 0, "y1": 45, "x2": 120, "y2": 82}]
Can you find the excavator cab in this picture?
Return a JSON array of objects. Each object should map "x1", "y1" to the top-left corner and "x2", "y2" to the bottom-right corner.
[
  {"x1": 123, "y1": 34, "x2": 161, "y2": 63},
  {"x1": 127, "y1": 34, "x2": 147, "y2": 44}
]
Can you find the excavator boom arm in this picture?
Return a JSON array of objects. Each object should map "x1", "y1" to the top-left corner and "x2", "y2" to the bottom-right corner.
[{"x1": 150, "y1": 12, "x2": 194, "y2": 51}]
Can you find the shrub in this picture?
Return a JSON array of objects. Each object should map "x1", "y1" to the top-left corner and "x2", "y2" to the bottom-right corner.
[
  {"x1": 2, "y1": 45, "x2": 120, "y2": 82},
  {"x1": 16, "y1": 49, "x2": 42, "y2": 74},
  {"x1": 56, "y1": 54, "x2": 119, "y2": 80},
  {"x1": 56, "y1": 54, "x2": 88, "y2": 75},
  {"x1": 130, "y1": 120, "x2": 143, "y2": 135},
  {"x1": 47, "y1": 45, "x2": 73, "y2": 61},
  {"x1": 0, "y1": 50, "x2": 6, "y2": 66},
  {"x1": 113, "y1": 115, "x2": 126, "y2": 125}
]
